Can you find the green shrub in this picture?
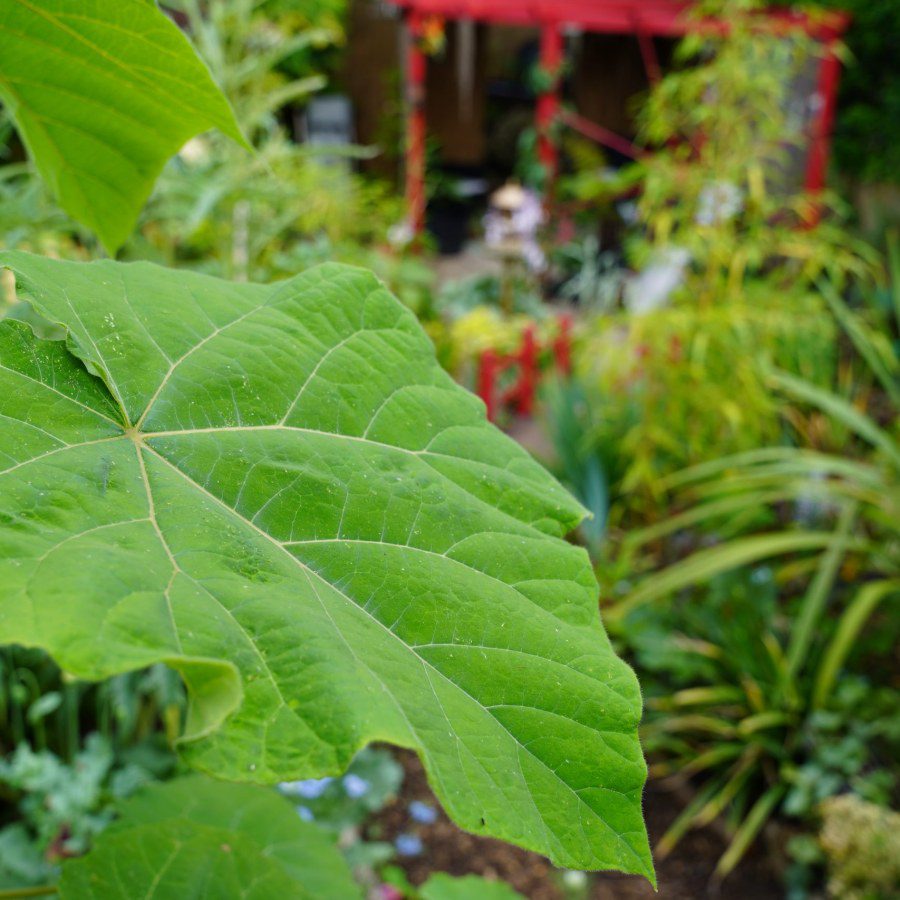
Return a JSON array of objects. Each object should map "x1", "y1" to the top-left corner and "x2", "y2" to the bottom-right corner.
[
  {"x1": 572, "y1": 286, "x2": 837, "y2": 508},
  {"x1": 609, "y1": 280, "x2": 900, "y2": 877},
  {"x1": 819, "y1": 795, "x2": 900, "y2": 900}
]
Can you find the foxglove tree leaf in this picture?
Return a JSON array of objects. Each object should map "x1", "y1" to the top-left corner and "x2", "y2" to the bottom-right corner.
[
  {"x1": 0, "y1": 0, "x2": 245, "y2": 252},
  {"x1": 59, "y1": 775, "x2": 360, "y2": 899},
  {"x1": 0, "y1": 251, "x2": 653, "y2": 880}
]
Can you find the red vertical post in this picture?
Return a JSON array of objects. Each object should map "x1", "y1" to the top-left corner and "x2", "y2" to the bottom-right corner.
[
  {"x1": 536, "y1": 24, "x2": 563, "y2": 198},
  {"x1": 517, "y1": 327, "x2": 538, "y2": 416},
  {"x1": 553, "y1": 314, "x2": 572, "y2": 376},
  {"x1": 405, "y1": 11, "x2": 428, "y2": 239},
  {"x1": 804, "y1": 38, "x2": 842, "y2": 199},
  {"x1": 478, "y1": 350, "x2": 500, "y2": 422}
]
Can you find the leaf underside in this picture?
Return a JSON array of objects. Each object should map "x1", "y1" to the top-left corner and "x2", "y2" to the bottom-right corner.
[
  {"x1": 0, "y1": 251, "x2": 653, "y2": 880},
  {"x1": 58, "y1": 775, "x2": 361, "y2": 899},
  {"x1": 0, "y1": 0, "x2": 244, "y2": 252}
]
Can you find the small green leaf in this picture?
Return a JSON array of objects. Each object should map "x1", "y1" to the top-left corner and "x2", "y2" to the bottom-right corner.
[
  {"x1": 0, "y1": 252, "x2": 652, "y2": 880},
  {"x1": 0, "y1": 0, "x2": 245, "y2": 252},
  {"x1": 58, "y1": 775, "x2": 360, "y2": 899},
  {"x1": 420, "y1": 873, "x2": 525, "y2": 900}
]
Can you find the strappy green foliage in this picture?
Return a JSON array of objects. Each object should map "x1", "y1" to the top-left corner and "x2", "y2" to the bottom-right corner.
[{"x1": 0, "y1": 251, "x2": 653, "y2": 880}]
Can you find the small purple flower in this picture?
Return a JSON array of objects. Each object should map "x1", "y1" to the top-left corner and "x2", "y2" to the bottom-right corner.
[
  {"x1": 394, "y1": 833, "x2": 424, "y2": 857},
  {"x1": 280, "y1": 777, "x2": 333, "y2": 799},
  {"x1": 408, "y1": 800, "x2": 438, "y2": 824},
  {"x1": 342, "y1": 773, "x2": 370, "y2": 799},
  {"x1": 297, "y1": 806, "x2": 314, "y2": 822}
]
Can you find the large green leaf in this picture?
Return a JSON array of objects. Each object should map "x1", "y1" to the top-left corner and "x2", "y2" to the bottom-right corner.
[
  {"x1": 0, "y1": 0, "x2": 244, "y2": 252},
  {"x1": 59, "y1": 775, "x2": 360, "y2": 899},
  {"x1": 0, "y1": 252, "x2": 653, "y2": 880}
]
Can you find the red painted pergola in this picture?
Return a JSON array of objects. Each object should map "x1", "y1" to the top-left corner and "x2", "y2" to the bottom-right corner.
[{"x1": 387, "y1": 0, "x2": 849, "y2": 236}]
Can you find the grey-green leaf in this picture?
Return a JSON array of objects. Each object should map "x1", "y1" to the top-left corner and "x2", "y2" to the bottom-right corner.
[
  {"x1": 0, "y1": 0, "x2": 245, "y2": 252},
  {"x1": 0, "y1": 251, "x2": 652, "y2": 880},
  {"x1": 58, "y1": 775, "x2": 360, "y2": 899}
]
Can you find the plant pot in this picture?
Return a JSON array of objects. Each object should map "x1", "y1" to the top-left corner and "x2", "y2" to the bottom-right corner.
[{"x1": 427, "y1": 199, "x2": 471, "y2": 255}]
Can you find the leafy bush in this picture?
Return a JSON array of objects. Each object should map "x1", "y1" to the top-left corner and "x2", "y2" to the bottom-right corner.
[
  {"x1": 574, "y1": 0, "x2": 876, "y2": 302},
  {"x1": 570, "y1": 286, "x2": 837, "y2": 508},
  {"x1": 0, "y1": 646, "x2": 183, "y2": 887},
  {"x1": 119, "y1": 0, "x2": 403, "y2": 282},
  {"x1": 819, "y1": 794, "x2": 900, "y2": 900},
  {"x1": 820, "y1": 0, "x2": 900, "y2": 186},
  {"x1": 609, "y1": 282, "x2": 899, "y2": 876},
  {"x1": 127, "y1": 137, "x2": 404, "y2": 282},
  {"x1": 622, "y1": 565, "x2": 898, "y2": 878},
  {"x1": 0, "y1": 733, "x2": 175, "y2": 888}
]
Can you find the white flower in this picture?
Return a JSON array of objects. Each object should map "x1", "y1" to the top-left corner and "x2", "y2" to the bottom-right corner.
[
  {"x1": 625, "y1": 247, "x2": 691, "y2": 314},
  {"x1": 178, "y1": 137, "x2": 209, "y2": 166},
  {"x1": 696, "y1": 180, "x2": 743, "y2": 226}
]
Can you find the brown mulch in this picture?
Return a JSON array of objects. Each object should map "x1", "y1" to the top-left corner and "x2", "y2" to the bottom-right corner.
[{"x1": 366, "y1": 750, "x2": 782, "y2": 900}]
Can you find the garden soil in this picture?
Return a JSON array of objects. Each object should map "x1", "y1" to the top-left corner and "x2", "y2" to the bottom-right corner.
[{"x1": 369, "y1": 750, "x2": 782, "y2": 899}]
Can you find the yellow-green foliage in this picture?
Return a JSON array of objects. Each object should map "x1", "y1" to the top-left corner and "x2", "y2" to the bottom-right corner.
[
  {"x1": 434, "y1": 307, "x2": 565, "y2": 381},
  {"x1": 574, "y1": 289, "x2": 836, "y2": 499},
  {"x1": 622, "y1": 0, "x2": 877, "y2": 302},
  {"x1": 820, "y1": 795, "x2": 900, "y2": 900}
]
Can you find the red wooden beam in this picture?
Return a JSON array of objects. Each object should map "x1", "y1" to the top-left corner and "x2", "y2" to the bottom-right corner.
[
  {"x1": 632, "y1": 10, "x2": 663, "y2": 85},
  {"x1": 387, "y1": 1, "x2": 847, "y2": 40},
  {"x1": 559, "y1": 108, "x2": 642, "y2": 160},
  {"x1": 387, "y1": 1, "x2": 694, "y2": 33}
]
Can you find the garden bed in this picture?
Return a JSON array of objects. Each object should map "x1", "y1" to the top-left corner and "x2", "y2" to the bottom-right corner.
[{"x1": 369, "y1": 750, "x2": 782, "y2": 898}]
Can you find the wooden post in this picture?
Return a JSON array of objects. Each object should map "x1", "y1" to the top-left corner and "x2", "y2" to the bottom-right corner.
[
  {"x1": 536, "y1": 24, "x2": 563, "y2": 197},
  {"x1": 405, "y1": 11, "x2": 428, "y2": 239},
  {"x1": 517, "y1": 326, "x2": 538, "y2": 416},
  {"x1": 478, "y1": 350, "x2": 500, "y2": 421},
  {"x1": 553, "y1": 314, "x2": 573, "y2": 376},
  {"x1": 804, "y1": 38, "x2": 842, "y2": 198}
]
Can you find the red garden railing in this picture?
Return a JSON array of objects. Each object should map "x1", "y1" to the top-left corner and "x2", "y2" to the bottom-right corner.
[{"x1": 477, "y1": 314, "x2": 573, "y2": 421}]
